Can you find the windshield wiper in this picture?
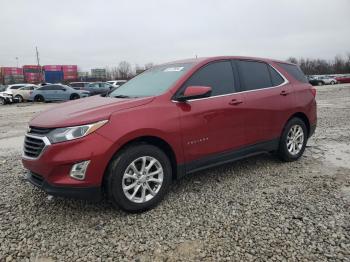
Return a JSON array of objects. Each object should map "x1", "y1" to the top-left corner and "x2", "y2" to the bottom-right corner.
[{"x1": 112, "y1": 95, "x2": 131, "y2": 98}]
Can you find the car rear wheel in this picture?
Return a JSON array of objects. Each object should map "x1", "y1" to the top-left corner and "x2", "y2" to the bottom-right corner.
[
  {"x1": 15, "y1": 95, "x2": 23, "y2": 103},
  {"x1": 331, "y1": 81, "x2": 336, "y2": 85},
  {"x1": 34, "y1": 95, "x2": 45, "y2": 103},
  {"x1": 70, "y1": 93, "x2": 80, "y2": 100},
  {"x1": 105, "y1": 144, "x2": 172, "y2": 212},
  {"x1": 277, "y1": 118, "x2": 307, "y2": 162},
  {"x1": 0, "y1": 97, "x2": 5, "y2": 105}
]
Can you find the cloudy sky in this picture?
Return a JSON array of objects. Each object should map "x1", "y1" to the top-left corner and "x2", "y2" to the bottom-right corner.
[{"x1": 0, "y1": 0, "x2": 349, "y2": 70}]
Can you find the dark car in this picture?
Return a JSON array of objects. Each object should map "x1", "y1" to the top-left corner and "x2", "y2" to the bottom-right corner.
[
  {"x1": 22, "y1": 56, "x2": 317, "y2": 212},
  {"x1": 84, "y1": 82, "x2": 115, "y2": 96},
  {"x1": 307, "y1": 76, "x2": 324, "y2": 86},
  {"x1": 69, "y1": 82, "x2": 91, "y2": 89}
]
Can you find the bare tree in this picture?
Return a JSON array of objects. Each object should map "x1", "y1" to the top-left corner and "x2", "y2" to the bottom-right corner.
[{"x1": 117, "y1": 61, "x2": 132, "y2": 79}]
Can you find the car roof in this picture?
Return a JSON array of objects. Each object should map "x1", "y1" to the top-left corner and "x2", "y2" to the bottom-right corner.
[{"x1": 160, "y1": 56, "x2": 295, "y2": 66}]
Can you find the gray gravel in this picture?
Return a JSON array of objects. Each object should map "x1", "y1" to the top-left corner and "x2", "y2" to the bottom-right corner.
[{"x1": 0, "y1": 85, "x2": 350, "y2": 261}]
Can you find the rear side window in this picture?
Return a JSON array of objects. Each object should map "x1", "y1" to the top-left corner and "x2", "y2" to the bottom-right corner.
[
  {"x1": 237, "y1": 61, "x2": 272, "y2": 90},
  {"x1": 269, "y1": 67, "x2": 285, "y2": 86},
  {"x1": 182, "y1": 61, "x2": 235, "y2": 96},
  {"x1": 277, "y1": 63, "x2": 308, "y2": 83}
]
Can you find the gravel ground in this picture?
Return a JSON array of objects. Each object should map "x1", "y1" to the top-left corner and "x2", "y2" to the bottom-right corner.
[{"x1": 0, "y1": 85, "x2": 350, "y2": 261}]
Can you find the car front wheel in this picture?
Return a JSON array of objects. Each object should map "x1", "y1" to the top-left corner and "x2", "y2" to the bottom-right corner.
[
  {"x1": 105, "y1": 144, "x2": 172, "y2": 212},
  {"x1": 15, "y1": 95, "x2": 23, "y2": 103},
  {"x1": 278, "y1": 118, "x2": 308, "y2": 162},
  {"x1": 0, "y1": 97, "x2": 5, "y2": 105}
]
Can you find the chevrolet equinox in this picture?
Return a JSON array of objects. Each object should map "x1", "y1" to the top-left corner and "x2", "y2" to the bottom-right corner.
[{"x1": 22, "y1": 56, "x2": 317, "y2": 212}]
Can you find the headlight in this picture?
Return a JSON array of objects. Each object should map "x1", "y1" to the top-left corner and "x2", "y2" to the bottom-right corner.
[{"x1": 47, "y1": 120, "x2": 108, "y2": 143}]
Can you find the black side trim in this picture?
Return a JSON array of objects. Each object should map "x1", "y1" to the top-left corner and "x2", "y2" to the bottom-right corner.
[
  {"x1": 309, "y1": 124, "x2": 316, "y2": 138},
  {"x1": 27, "y1": 172, "x2": 102, "y2": 201},
  {"x1": 182, "y1": 139, "x2": 279, "y2": 175}
]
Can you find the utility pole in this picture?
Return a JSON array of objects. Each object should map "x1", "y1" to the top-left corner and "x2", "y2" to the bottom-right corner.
[
  {"x1": 35, "y1": 46, "x2": 43, "y2": 82},
  {"x1": 15, "y1": 57, "x2": 19, "y2": 67}
]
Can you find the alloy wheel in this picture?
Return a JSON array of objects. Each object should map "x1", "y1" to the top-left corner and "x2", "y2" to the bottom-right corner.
[
  {"x1": 122, "y1": 156, "x2": 164, "y2": 204},
  {"x1": 286, "y1": 124, "x2": 304, "y2": 155}
]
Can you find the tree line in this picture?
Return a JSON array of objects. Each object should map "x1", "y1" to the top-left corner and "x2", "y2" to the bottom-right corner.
[
  {"x1": 287, "y1": 54, "x2": 350, "y2": 75},
  {"x1": 103, "y1": 53, "x2": 350, "y2": 80}
]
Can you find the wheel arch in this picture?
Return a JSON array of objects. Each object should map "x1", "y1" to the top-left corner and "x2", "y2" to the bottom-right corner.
[
  {"x1": 284, "y1": 112, "x2": 310, "y2": 137},
  {"x1": 106, "y1": 135, "x2": 179, "y2": 181}
]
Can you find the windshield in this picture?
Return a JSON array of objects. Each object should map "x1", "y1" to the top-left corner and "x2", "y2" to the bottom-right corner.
[{"x1": 109, "y1": 63, "x2": 193, "y2": 98}]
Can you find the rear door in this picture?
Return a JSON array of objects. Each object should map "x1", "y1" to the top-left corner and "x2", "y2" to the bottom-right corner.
[
  {"x1": 176, "y1": 60, "x2": 246, "y2": 165},
  {"x1": 235, "y1": 60, "x2": 291, "y2": 145}
]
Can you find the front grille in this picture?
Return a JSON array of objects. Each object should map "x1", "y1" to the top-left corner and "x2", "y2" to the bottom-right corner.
[
  {"x1": 28, "y1": 126, "x2": 53, "y2": 135},
  {"x1": 24, "y1": 136, "x2": 46, "y2": 158}
]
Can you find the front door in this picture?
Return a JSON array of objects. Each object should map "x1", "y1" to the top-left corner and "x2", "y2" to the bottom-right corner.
[{"x1": 176, "y1": 60, "x2": 246, "y2": 165}]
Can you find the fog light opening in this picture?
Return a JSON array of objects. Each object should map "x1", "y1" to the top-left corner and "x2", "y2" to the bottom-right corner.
[{"x1": 70, "y1": 160, "x2": 90, "y2": 180}]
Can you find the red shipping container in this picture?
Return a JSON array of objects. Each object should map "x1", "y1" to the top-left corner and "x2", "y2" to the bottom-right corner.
[
  {"x1": 1, "y1": 67, "x2": 23, "y2": 75},
  {"x1": 43, "y1": 65, "x2": 62, "y2": 71},
  {"x1": 23, "y1": 65, "x2": 41, "y2": 69},
  {"x1": 62, "y1": 65, "x2": 78, "y2": 72}
]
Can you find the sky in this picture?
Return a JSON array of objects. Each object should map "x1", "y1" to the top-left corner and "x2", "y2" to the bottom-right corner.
[{"x1": 0, "y1": 0, "x2": 349, "y2": 71}]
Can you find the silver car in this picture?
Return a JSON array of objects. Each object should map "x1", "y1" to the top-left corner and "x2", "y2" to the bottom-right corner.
[{"x1": 29, "y1": 84, "x2": 90, "y2": 102}]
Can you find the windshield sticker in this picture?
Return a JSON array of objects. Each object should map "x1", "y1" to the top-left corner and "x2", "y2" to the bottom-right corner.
[{"x1": 164, "y1": 67, "x2": 184, "y2": 72}]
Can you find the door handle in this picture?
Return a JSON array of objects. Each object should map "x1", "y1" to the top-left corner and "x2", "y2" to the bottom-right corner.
[
  {"x1": 280, "y1": 90, "x2": 289, "y2": 96},
  {"x1": 229, "y1": 99, "x2": 243, "y2": 106}
]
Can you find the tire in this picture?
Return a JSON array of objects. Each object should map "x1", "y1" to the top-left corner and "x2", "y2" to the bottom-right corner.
[
  {"x1": 317, "y1": 81, "x2": 323, "y2": 86},
  {"x1": 0, "y1": 97, "x2": 5, "y2": 105},
  {"x1": 331, "y1": 81, "x2": 336, "y2": 85},
  {"x1": 277, "y1": 118, "x2": 308, "y2": 162},
  {"x1": 70, "y1": 93, "x2": 80, "y2": 100},
  {"x1": 105, "y1": 144, "x2": 172, "y2": 212},
  {"x1": 34, "y1": 95, "x2": 45, "y2": 103},
  {"x1": 15, "y1": 95, "x2": 23, "y2": 103}
]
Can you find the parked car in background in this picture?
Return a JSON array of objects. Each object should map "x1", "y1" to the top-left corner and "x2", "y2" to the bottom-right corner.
[
  {"x1": 22, "y1": 56, "x2": 317, "y2": 212},
  {"x1": 69, "y1": 82, "x2": 91, "y2": 89},
  {"x1": 84, "y1": 82, "x2": 115, "y2": 96},
  {"x1": 308, "y1": 76, "x2": 324, "y2": 86},
  {"x1": 316, "y1": 76, "x2": 337, "y2": 85},
  {"x1": 107, "y1": 80, "x2": 127, "y2": 87},
  {"x1": 0, "y1": 92, "x2": 19, "y2": 105},
  {"x1": 29, "y1": 84, "x2": 90, "y2": 102},
  {"x1": 6, "y1": 83, "x2": 28, "y2": 94},
  {"x1": 336, "y1": 75, "x2": 350, "y2": 83},
  {"x1": 12, "y1": 84, "x2": 39, "y2": 102}
]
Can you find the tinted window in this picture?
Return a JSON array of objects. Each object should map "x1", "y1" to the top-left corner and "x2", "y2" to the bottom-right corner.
[
  {"x1": 269, "y1": 66, "x2": 285, "y2": 86},
  {"x1": 71, "y1": 83, "x2": 84, "y2": 87},
  {"x1": 182, "y1": 61, "x2": 235, "y2": 96},
  {"x1": 277, "y1": 63, "x2": 308, "y2": 83},
  {"x1": 237, "y1": 61, "x2": 272, "y2": 90},
  {"x1": 38, "y1": 86, "x2": 49, "y2": 90}
]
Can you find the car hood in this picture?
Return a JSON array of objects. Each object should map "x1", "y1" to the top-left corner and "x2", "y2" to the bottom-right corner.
[{"x1": 30, "y1": 95, "x2": 154, "y2": 128}]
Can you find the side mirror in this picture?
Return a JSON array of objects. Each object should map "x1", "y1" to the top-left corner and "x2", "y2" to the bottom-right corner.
[{"x1": 176, "y1": 86, "x2": 212, "y2": 102}]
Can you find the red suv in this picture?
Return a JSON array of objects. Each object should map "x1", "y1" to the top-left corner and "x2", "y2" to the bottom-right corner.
[{"x1": 22, "y1": 56, "x2": 317, "y2": 212}]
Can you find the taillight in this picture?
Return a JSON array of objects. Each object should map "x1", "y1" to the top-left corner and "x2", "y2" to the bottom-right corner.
[{"x1": 311, "y1": 87, "x2": 316, "y2": 97}]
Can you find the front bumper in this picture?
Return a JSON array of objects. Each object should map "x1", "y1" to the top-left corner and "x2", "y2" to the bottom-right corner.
[
  {"x1": 22, "y1": 132, "x2": 117, "y2": 200},
  {"x1": 27, "y1": 172, "x2": 102, "y2": 201}
]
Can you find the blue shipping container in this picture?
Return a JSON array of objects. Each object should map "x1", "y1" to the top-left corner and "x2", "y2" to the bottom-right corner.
[{"x1": 44, "y1": 71, "x2": 64, "y2": 83}]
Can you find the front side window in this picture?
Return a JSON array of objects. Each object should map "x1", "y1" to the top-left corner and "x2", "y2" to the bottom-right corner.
[
  {"x1": 180, "y1": 61, "x2": 235, "y2": 97},
  {"x1": 109, "y1": 63, "x2": 193, "y2": 98},
  {"x1": 237, "y1": 60, "x2": 272, "y2": 91}
]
